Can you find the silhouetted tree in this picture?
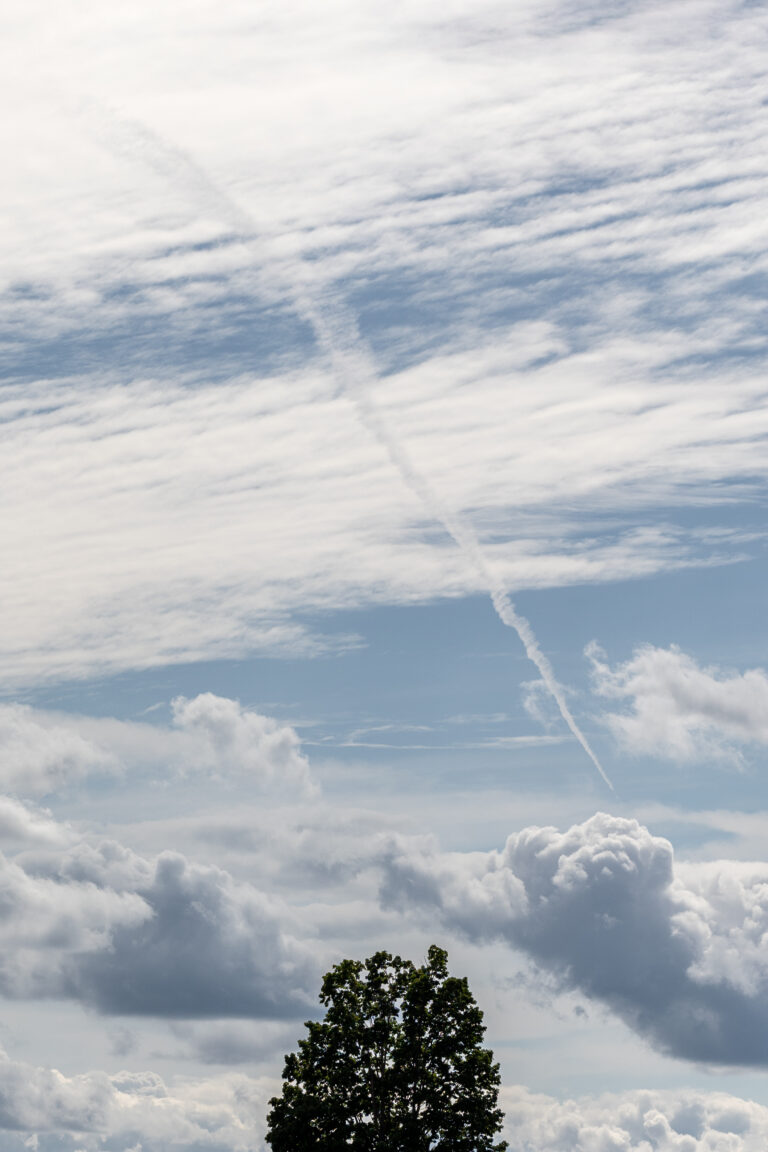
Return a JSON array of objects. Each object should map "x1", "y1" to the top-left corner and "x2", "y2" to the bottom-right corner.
[{"x1": 266, "y1": 945, "x2": 507, "y2": 1151}]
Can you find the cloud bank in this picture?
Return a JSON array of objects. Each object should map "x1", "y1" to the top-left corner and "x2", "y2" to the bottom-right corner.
[
  {"x1": 0, "y1": 1057, "x2": 764, "y2": 1152},
  {"x1": 382, "y1": 812, "x2": 768, "y2": 1065}
]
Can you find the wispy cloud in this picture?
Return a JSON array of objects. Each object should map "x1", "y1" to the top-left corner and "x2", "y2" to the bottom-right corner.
[{"x1": 0, "y1": 0, "x2": 767, "y2": 681}]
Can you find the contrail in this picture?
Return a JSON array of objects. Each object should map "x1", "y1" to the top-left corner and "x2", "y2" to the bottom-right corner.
[
  {"x1": 301, "y1": 299, "x2": 614, "y2": 791},
  {"x1": 95, "y1": 108, "x2": 613, "y2": 791}
]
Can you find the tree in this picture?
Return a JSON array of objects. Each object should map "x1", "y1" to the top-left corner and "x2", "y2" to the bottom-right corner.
[{"x1": 266, "y1": 945, "x2": 508, "y2": 1151}]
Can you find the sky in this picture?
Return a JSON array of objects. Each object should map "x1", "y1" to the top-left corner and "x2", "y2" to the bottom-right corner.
[{"x1": 3, "y1": 0, "x2": 768, "y2": 1148}]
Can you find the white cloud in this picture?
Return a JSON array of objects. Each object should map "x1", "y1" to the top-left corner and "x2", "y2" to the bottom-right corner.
[
  {"x1": 381, "y1": 812, "x2": 768, "y2": 1065},
  {"x1": 588, "y1": 643, "x2": 768, "y2": 762},
  {"x1": 0, "y1": 1049, "x2": 271, "y2": 1150},
  {"x1": 170, "y1": 693, "x2": 315, "y2": 794},
  {"x1": 0, "y1": 797, "x2": 70, "y2": 846},
  {"x1": 0, "y1": 1053, "x2": 767, "y2": 1152},
  {"x1": 0, "y1": 706, "x2": 114, "y2": 797},
  {"x1": 0, "y1": 1, "x2": 766, "y2": 677},
  {"x1": 502, "y1": 1084, "x2": 768, "y2": 1152},
  {"x1": 0, "y1": 697, "x2": 314, "y2": 798},
  {"x1": 0, "y1": 349, "x2": 763, "y2": 684}
]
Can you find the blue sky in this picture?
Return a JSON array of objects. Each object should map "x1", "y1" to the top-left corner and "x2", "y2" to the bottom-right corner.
[{"x1": 3, "y1": 0, "x2": 768, "y2": 1148}]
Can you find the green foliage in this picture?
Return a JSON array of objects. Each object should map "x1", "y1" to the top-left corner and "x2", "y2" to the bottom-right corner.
[{"x1": 266, "y1": 945, "x2": 508, "y2": 1151}]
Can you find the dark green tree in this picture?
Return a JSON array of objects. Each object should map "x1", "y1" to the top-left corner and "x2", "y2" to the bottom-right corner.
[{"x1": 266, "y1": 945, "x2": 508, "y2": 1151}]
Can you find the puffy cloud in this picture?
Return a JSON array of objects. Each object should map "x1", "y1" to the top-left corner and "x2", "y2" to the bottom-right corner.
[
  {"x1": 170, "y1": 693, "x2": 315, "y2": 795},
  {"x1": 0, "y1": 833, "x2": 317, "y2": 1018},
  {"x1": 382, "y1": 812, "x2": 768, "y2": 1065},
  {"x1": 70, "y1": 851, "x2": 316, "y2": 1018},
  {"x1": 0, "y1": 697, "x2": 314, "y2": 798},
  {"x1": 588, "y1": 643, "x2": 768, "y2": 762},
  {"x1": 0, "y1": 853, "x2": 149, "y2": 1000},
  {"x1": 502, "y1": 1085, "x2": 768, "y2": 1152},
  {"x1": 0, "y1": 1058, "x2": 767, "y2": 1152},
  {"x1": 0, "y1": 1049, "x2": 270, "y2": 1150}
]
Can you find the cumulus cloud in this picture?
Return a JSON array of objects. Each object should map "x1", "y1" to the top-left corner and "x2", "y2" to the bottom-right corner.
[
  {"x1": 0, "y1": 1060, "x2": 765, "y2": 1152},
  {"x1": 170, "y1": 693, "x2": 315, "y2": 794},
  {"x1": 502, "y1": 1085, "x2": 768, "y2": 1152},
  {"x1": 11, "y1": 840, "x2": 318, "y2": 1018},
  {"x1": 0, "y1": 696, "x2": 314, "y2": 798},
  {"x1": 588, "y1": 642, "x2": 768, "y2": 762},
  {"x1": 0, "y1": 853, "x2": 149, "y2": 1000},
  {"x1": 382, "y1": 812, "x2": 768, "y2": 1065},
  {"x1": 0, "y1": 1049, "x2": 270, "y2": 1151},
  {"x1": 70, "y1": 851, "x2": 316, "y2": 1018},
  {"x1": 0, "y1": 1057, "x2": 766, "y2": 1152}
]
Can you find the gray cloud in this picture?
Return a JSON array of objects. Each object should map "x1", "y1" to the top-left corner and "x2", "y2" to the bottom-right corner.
[
  {"x1": 2, "y1": 835, "x2": 317, "y2": 1019},
  {"x1": 70, "y1": 852, "x2": 315, "y2": 1018},
  {"x1": 588, "y1": 642, "x2": 768, "y2": 763},
  {"x1": 382, "y1": 812, "x2": 768, "y2": 1064},
  {"x1": 167, "y1": 1020, "x2": 296, "y2": 1066}
]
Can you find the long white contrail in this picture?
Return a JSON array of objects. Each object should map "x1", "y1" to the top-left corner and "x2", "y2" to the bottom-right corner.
[
  {"x1": 303, "y1": 299, "x2": 614, "y2": 791},
  {"x1": 97, "y1": 110, "x2": 613, "y2": 791}
]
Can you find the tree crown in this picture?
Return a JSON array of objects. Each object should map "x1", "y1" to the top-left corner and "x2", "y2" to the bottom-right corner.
[{"x1": 266, "y1": 945, "x2": 508, "y2": 1151}]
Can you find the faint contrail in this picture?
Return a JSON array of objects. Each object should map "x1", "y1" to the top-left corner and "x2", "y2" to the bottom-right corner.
[{"x1": 95, "y1": 108, "x2": 613, "y2": 791}]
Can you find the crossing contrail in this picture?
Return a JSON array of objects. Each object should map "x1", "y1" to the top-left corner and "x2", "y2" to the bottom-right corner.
[{"x1": 96, "y1": 108, "x2": 614, "y2": 791}]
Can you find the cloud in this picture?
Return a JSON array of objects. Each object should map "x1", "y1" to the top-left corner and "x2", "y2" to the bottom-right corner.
[
  {"x1": 588, "y1": 643, "x2": 768, "y2": 762},
  {"x1": 0, "y1": 851, "x2": 149, "y2": 1000},
  {"x1": 0, "y1": 798, "x2": 69, "y2": 846},
  {"x1": 0, "y1": 351, "x2": 762, "y2": 684},
  {"x1": 0, "y1": 0, "x2": 767, "y2": 678},
  {"x1": 381, "y1": 812, "x2": 768, "y2": 1065},
  {"x1": 13, "y1": 840, "x2": 317, "y2": 1018},
  {"x1": 170, "y1": 693, "x2": 315, "y2": 794},
  {"x1": 0, "y1": 1054, "x2": 766, "y2": 1152},
  {"x1": 0, "y1": 706, "x2": 114, "y2": 797},
  {"x1": 166, "y1": 1020, "x2": 296, "y2": 1066},
  {"x1": 502, "y1": 1084, "x2": 768, "y2": 1152},
  {"x1": 0, "y1": 1048, "x2": 270, "y2": 1150},
  {"x1": 0, "y1": 697, "x2": 315, "y2": 798},
  {"x1": 70, "y1": 851, "x2": 316, "y2": 1018}
]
